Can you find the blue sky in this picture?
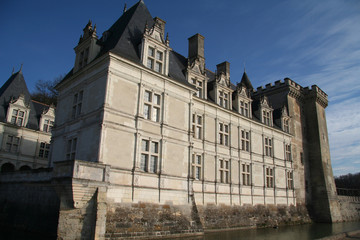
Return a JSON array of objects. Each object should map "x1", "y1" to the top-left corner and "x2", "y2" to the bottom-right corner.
[{"x1": 1, "y1": 0, "x2": 359, "y2": 176}]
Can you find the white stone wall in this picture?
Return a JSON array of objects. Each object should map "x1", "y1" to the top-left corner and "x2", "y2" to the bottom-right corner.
[{"x1": 52, "y1": 54, "x2": 296, "y2": 207}]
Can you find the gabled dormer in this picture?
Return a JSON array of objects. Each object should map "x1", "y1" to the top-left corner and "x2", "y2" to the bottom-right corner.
[
  {"x1": 140, "y1": 17, "x2": 171, "y2": 75},
  {"x1": 39, "y1": 104, "x2": 56, "y2": 133},
  {"x1": 258, "y1": 96, "x2": 273, "y2": 126},
  {"x1": 6, "y1": 94, "x2": 30, "y2": 127},
  {"x1": 186, "y1": 34, "x2": 207, "y2": 99},
  {"x1": 233, "y1": 71, "x2": 253, "y2": 118},
  {"x1": 208, "y1": 61, "x2": 234, "y2": 110},
  {"x1": 74, "y1": 20, "x2": 101, "y2": 72}
]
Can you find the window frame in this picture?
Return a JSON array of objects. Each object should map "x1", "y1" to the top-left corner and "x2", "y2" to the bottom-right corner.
[
  {"x1": 219, "y1": 90, "x2": 229, "y2": 108},
  {"x1": 264, "y1": 137, "x2": 273, "y2": 157},
  {"x1": 43, "y1": 119, "x2": 54, "y2": 133},
  {"x1": 285, "y1": 143, "x2": 292, "y2": 161},
  {"x1": 263, "y1": 110, "x2": 271, "y2": 126},
  {"x1": 241, "y1": 129, "x2": 250, "y2": 152},
  {"x1": 140, "y1": 139, "x2": 159, "y2": 173},
  {"x1": 242, "y1": 163, "x2": 251, "y2": 186},
  {"x1": 143, "y1": 90, "x2": 161, "y2": 123},
  {"x1": 240, "y1": 100, "x2": 250, "y2": 117},
  {"x1": 191, "y1": 153, "x2": 202, "y2": 180},
  {"x1": 5, "y1": 135, "x2": 20, "y2": 153},
  {"x1": 192, "y1": 113, "x2": 203, "y2": 139},
  {"x1": 66, "y1": 138, "x2": 77, "y2": 161},
  {"x1": 147, "y1": 46, "x2": 164, "y2": 73},
  {"x1": 39, "y1": 142, "x2": 50, "y2": 159},
  {"x1": 218, "y1": 122, "x2": 229, "y2": 146},
  {"x1": 191, "y1": 78, "x2": 203, "y2": 98},
  {"x1": 287, "y1": 170, "x2": 294, "y2": 189},
  {"x1": 266, "y1": 167, "x2": 274, "y2": 188},
  {"x1": 11, "y1": 109, "x2": 25, "y2": 126},
  {"x1": 72, "y1": 90, "x2": 83, "y2": 119},
  {"x1": 219, "y1": 159, "x2": 230, "y2": 183}
]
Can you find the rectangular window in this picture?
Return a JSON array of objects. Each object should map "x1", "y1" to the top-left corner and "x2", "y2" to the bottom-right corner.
[
  {"x1": 264, "y1": 137, "x2": 273, "y2": 157},
  {"x1": 147, "y1": 47, "x2": 163, "y2": 73},
  {"x1": 72, "y1": 91, "x2": 83, "y2": 119},
  {"x1": 192, "y1": 154, "x2": 202, "y2": 180},
  {"x1": 6, "y1": 135, "x2": 20, "y2": 153},
  {"x1": 263, "y1": 110, "x2": 271, "y2": 126},
  {"x1": 140, "y1": 139, "x2": 159, "y2": 173},
  {"x1": 11, "y1": 109, "x2": 25, "y2": 126},
  {"x1": 219, "y1": 91, "x2": 228, "y2": 108},
  {"x1": 143, "y1": 90, "x2": 161, "y2": 122},
  {"x1": 219, "y1": 159, "x2": 229, "y2": 183},
  {"x1": 43, "y1": 119, "x2": 54, "y2": 133},
  {"x1": 192, "y1": 114, "x2": 202, "y2": 139},
  {"x1": 266, "y1": 167, "x2": 274, "y2": 188},
  {"x1": 219, "y1": 122, "x2": 229, "y2": 146},
  {"x1": 66, "y1": 138, "x2": 77, "y2": 160},
  {"x1": 39, "y1": 142, "x2": 50, "y2": 158},
  {"x1": 287, "y1": 171, "x2": 294, "y2": 189},
  {"x1": 285, "y1": 144, "x2": 291, "y2": 161},
  {"x1": 241, "y1": 130, "x2": 250, "y2": 152},
  {"x1": 242, "y1": 163, "x2": 251, "y2": 186}
]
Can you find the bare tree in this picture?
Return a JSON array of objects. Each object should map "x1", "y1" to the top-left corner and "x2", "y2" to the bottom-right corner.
[{"x1": 31, "y1": 75, "x2": 63, "y2": 105}]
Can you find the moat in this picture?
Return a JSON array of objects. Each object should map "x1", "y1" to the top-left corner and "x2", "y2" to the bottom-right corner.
[{"x1": 2, "y1": 221, "x2": 360, "y2": 240}]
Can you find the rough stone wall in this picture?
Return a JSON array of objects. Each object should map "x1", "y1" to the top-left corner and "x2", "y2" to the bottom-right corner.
[
  {"x1": 197, "y1": 203, "x2": 311, "y2": 230},
  {"x1": 338, "y1": 196, "x2": 360, "y2": 221},
  {"x1": 105, "y1": 202, "x2": 202, "y2": 239},
  {"x1": 0, "y1": 170, "x2": 59, "y2": 238}
]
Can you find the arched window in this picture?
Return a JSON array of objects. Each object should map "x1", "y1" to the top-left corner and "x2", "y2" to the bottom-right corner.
[{"x1": 1, "y1": 163, "x2": 15, "y2": 173}]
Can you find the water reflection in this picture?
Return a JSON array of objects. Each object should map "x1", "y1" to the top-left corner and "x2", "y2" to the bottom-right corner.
[{"x1": 180, "y1": 222, "x2": 360, "y2": 240}]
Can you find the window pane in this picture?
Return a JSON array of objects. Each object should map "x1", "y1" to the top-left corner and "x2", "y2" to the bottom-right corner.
[
  {"x1": 141, "y1": 154, "x2": 148, "y2": 171},
  {"x1": 197, "y1": 116, "x2": 202, "y2": 125},
  {"x1": 19, "y1": 111, "x2": 24, "y2": 117},
  {"x1": 155, "y1": 62, "x2": 162, "y2": 72},
  {"x1": 154, "y1": 94, "x2": 160, "y2": 105},
  {"x1": 196, "y1": 155, "x2": 201, "y2": 164},
  {"x1": 147, "y1": 58, "x2": 153, "y2": 69},
  {"x1": 148, "y1": 47, "x2": 154, "y2": 57},
  {"x1": 144, "y1": 91, "x2": 151, "y2": 102},
  {"x1": 196, "y1": 126, "x2": 201, "y2": 139},
  {"x1": 156, "y1": 51, "x2": 163, "y2": 60},
  {"x1": 143, "y1": 104, "x2": 150, "y2": 119},
  {"x1": 196, "y1": 166, "x2": 201, "y2": 179},
  {"x1": 152, "y1": 107, "x2": 160, "y2": 122},
  {"x1": 151, "y1": 142, "x2": 158, "y2": 153},
  {"x1": 141, "y1": 140, "x2": 149, "y2": 151},
  {"x1": 150, "y1": 156, "x2": 157, "y2": 173}
]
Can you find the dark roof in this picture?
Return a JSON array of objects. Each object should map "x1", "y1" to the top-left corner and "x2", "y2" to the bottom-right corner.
[
  {"x1": 0, "y1": 71, "x2": 49, "y2": 130},
  {"x1": 239, "y1": 71, "x2": 253, "y2": 90}
]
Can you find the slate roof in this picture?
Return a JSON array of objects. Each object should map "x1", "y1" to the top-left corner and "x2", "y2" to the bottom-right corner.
[
  {"x1": 0, "y1": 71, "x2": 49, "y2": 130},
  {"x1": 239, "y1": 71, "x2": 253, "y2": 90},
  {"x1": 61, "y1": 0, "x2": 287, "y2": 132}
]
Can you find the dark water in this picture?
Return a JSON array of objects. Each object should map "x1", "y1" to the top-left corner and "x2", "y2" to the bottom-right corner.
[
  {"x1": 193, "y1": 222, "x2": 360, "y2": 240},
  {"x1": 1, "y1": 222, "x2": 359, "y2": 240}
]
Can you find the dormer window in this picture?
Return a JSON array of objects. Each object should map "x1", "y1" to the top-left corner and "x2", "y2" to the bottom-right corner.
[
  {"x1": 11, "y1": 109, "x2": 25, "y2": 126},
  {"x1": 219, "y1": 91, "x2": 229, "y2": 108},
  {"x1": 263, "y1": 110, "x2": 271, "y2": 126},
  {"x1": 240, "y1": 101, "x2": 249, "y2": 117},
  {"x1": 191, "y1": 78, "x2": 203, "y2": 98},
  {"x1": 147, "y1": 46, "x2": 164, "y2": 73},
  {"x1": 43, "y1": 119, "x2": 54, "y2": 133},
  {"x1": 79, "y1": 48, "x2": 89, "y2": 69}
]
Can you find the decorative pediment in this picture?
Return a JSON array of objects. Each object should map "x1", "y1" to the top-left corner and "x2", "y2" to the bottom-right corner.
[
  {"x1": 260, "y1": 96, "x2": 271, "y2": 109},
  {"x1": 237, "y1": 85, "x2": 250, "y2": 98},
  {"x1": 144, "y1": 17, "x2": 168, "y2": 46},
  {"x1": 42, "y1": 104, "x2": 56, "y2": 118},
  {"x1": 188, "y1": 58, "x2": 205, "y2": 75},
  {"x1": 10, "y1": 94, "x2": 30, "y2": 109},
  {"x1": 216, "y1": 72, "x2": 230, "y2": 88}
]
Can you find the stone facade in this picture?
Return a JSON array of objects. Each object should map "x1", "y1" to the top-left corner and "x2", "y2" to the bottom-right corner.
[
  {"x1": 0, "y1": 70, "x2": 55, "y2": 172},
  {"x1": 0, "y1": 1, "x2": 346, "y2": 239}
]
